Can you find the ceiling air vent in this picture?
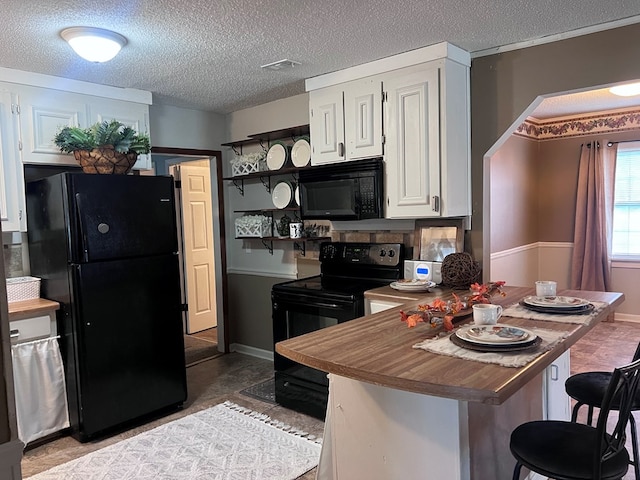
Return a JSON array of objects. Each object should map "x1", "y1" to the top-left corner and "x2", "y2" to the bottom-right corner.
[{"x1": 261, "y1": 59, "x2": 301, "y2": 71}]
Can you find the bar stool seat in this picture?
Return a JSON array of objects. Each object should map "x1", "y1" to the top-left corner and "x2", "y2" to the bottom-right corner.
[
  {"x1": 511, "y1": 358, "x2": 640, "y2": 480},
  {"x1": 510, "y1": 420, "x2": 629, "y2": 480},
  {"x1": 566, "y1": 342, "x2": 640, "y2": 480}
]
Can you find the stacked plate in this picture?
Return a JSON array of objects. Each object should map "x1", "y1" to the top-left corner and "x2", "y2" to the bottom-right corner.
[
  {"x1": 520, "y1": 295, "x2": 593, "y2": 314},
  {"x1": 291, "y1": 137, "x2": 311, "y2": 167},
  {"x1": 389, "y1": 279, "x2": 436, "y2": 292},
  {"x1": 272, "y1": 182, "x2": 292, "y2": 209},
  {"x1": 266, "y1": 143, "x2": 290, "y2": 170},
  {"x1": 451, "y1": 324, "x2": 541, "y2": 352}
]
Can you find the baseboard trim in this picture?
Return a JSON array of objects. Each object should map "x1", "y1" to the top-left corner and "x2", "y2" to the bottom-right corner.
[
  {"x1": 615, "y1": 313, "x2": 640, "y2": 323},
  {"x1": 230, "y1": 343, "x2": 274, "y2": 362}
]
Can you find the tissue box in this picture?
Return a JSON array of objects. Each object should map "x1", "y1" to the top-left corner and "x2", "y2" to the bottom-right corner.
[{"x1": 6, "y1": 276, "x2": 41, "y2": 302}]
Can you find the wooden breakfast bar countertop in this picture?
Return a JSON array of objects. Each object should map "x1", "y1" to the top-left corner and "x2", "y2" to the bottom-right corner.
[{"x1": 276, "y1": 286, "x2": 625, "y2": 405}]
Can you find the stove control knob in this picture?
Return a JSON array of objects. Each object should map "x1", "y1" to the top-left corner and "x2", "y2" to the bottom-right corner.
[
  {"x1": 388, "y1": 249, "x2": 395, "y2": 258},
  {"x1": 379, "y1": 249, "x2": 386, "y2": 257}
]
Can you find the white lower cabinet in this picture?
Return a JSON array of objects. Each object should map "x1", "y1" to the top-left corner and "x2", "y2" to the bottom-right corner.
[
  {"x1": 364, "y1": 298, "x2": 403, "y2": 315},
  {"x1": 0, "y1": 88, "x2": 26, "y2": 232},
  {"x1": 543, "y1": 348, "x2": 571, "y2": 421},
  {"x1": 384, "y1": 59, "x2": 470, "y2": 219}
]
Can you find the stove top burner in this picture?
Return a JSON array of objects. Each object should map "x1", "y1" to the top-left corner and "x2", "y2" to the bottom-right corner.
[{"x1": 272, "y1": 242, "x2": 405, "y2": 300}]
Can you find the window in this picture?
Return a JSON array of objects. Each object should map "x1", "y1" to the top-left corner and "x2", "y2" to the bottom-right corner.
[{"x1": 612, "y1": 141, "x2": 640, "y2": 258}]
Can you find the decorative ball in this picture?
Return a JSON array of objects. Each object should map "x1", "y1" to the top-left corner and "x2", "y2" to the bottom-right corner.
[{"x1": 441, "y1": 252, "x2": 482, "y2": 289}]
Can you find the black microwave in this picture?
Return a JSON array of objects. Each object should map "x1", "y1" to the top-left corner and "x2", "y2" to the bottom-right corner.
[{"x1": 298, "y1": 157, "x2": 384, "y2": 221}]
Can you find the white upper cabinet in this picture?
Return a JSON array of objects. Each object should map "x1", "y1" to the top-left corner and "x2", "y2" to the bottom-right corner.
[
  {"x1": 88, "y1": 98, "x2": 151, "y2": 170},
  {"x1": 17, "y1": 85, "x2": 151, "y2": 170},
  {"x1": 18, "y1": 85, "x2": 87, "y2": 166},
  {"x1": 384, "y1": 59, "x2": 470, "y2": 219},
  {"x1": 0, "y1": 88, "x2": 26, "y2": 231},
  {"x1": 384, "y1": 64, "x2": 441, "y2": 218},
  {"x1": 309, "y1": 85, "x2": 344, "y2": 165},
  {"x1": 309, "y1": 78, "x2": 383, "y2": 166},
  {"x1": 305, "y1": 42, "x2": 471, "y2": 220}
]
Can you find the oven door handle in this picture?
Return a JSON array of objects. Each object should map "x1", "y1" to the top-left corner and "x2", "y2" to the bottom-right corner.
[{"x1": 274, "y1": 298, "x2": 346, "y2": 310}]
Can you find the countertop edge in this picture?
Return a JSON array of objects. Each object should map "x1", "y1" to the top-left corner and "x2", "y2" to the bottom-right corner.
[
  {"x1": 8, "y1": 298, "x2": 60, "y2": 320},
  {"x1": 276, "y1": 288, "x2": 625, "y2": 404}
]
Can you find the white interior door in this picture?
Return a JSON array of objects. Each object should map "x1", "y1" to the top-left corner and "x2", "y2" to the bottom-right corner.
[{"x1": 172, "y1": 161, "x2": 217, "y2": 333}]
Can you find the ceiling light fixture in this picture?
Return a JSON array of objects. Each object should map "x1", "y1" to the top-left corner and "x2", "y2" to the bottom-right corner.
[
  {"x1": 261, "y1": 59, "x2": 301, "y2": 71},
  {"x1": 609, "y1": 82, "x2": 640, "y2": 97},
  {"x1": 61, "y1": 27, "x2": 127, "y2": 63}
]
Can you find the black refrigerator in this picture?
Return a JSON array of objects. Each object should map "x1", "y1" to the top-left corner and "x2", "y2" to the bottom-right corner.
[{"x1": 26, "y1": 172, "x2": 188, "y2": 442}]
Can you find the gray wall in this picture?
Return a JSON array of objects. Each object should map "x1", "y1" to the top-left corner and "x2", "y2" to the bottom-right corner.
[{"x1": 470, "y1": 22, "x2": 640, "y2": 262}]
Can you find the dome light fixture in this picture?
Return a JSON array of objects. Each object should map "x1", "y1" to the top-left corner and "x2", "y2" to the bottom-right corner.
[
  {"x1": 609, "y1": 82, "x2": 640, "y2": 97},
  {"x1": 61, "y1": 27, "x2": 127, "y2": 63}
]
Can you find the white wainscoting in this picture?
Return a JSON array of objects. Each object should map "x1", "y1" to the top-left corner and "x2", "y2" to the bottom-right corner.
[
  {"x1": 491, "y1": 242, "x2": 572, "y2": 289},
  {"x1": 491, "y1": 242, "x2": 640, "y2": 320},
  {"x1": 490, "y1": 243, "x2": 539, "y2": 287}
]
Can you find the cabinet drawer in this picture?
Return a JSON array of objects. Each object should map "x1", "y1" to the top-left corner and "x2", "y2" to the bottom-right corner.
[{"x1": 9, "y1": 314, "x2": 53, "y2": 344}]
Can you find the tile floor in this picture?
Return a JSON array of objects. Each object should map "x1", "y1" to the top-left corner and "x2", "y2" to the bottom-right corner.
[{"x1": 20, "y1": 320, "x2": 640, "y2": 479}]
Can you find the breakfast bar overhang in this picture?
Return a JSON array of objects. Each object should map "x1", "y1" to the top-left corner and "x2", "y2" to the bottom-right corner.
[{"x1": 276, "y1": 286, "x2": 625, "y2": 479}]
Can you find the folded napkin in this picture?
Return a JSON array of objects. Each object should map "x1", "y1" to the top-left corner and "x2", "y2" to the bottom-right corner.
[
  {"x1": 502, "y1": 300, "x2": 608, "y2": 325},
  {"x1": 412, "y1": 327, "x2": 569, "y2": 368}
]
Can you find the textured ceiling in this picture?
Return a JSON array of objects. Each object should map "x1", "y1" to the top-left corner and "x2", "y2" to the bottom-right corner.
[{"x1": 1, "y1": 0, "x2": 640, "y2": 115}]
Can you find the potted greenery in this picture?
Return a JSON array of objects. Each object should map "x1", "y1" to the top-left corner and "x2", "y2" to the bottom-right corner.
[{"x1": 54, "y1": 120, "x2": 151, "y2": 174}]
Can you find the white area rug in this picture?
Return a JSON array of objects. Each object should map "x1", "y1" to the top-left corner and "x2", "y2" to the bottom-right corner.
[{"x1": 27, "y1": 401, "x2": 322, "y2": 480}]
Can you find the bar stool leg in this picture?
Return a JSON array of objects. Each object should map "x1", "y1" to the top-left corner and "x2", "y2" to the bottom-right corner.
[{"x1": 512, "y1": 462, "x2": 523, "y2": 480}]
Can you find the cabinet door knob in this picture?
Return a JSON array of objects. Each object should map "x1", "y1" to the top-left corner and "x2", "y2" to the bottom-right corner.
[{"x1": 338, "y1": 142, "x2": 344, "y2": 158}]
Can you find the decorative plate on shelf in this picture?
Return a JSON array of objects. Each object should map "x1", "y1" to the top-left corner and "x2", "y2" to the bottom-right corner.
[
  {"x1": 291, "y1": 138, "x2": 311, "y2": 167},
  {"x1": 456, "y1": 324, "x2": 534, "y2": 345},
  {"x1": 390, "y1": 279, "x2": 436, "y2": 292},
  {"x1": 271, "y1": 182, "x2": 292, "y2": 209},
  {"x1": 294, "y1": 185, "x2": 300, "y2": 206},
  {"x1": 266, "y1": 143, "x2": 288, "y2": 170}
]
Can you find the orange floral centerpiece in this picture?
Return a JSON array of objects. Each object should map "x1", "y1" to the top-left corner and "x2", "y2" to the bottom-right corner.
[{"x1": 400, "y1": 281, "x2": 506, "y2": 331}]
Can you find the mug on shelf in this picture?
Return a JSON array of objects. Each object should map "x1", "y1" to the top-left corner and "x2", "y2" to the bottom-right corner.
[{"x1": 289, "y1": 222, "x2": 303, "y2": 239}]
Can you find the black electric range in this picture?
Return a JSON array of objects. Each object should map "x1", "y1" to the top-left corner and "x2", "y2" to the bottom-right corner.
[{"x1": 272, "y1": 242, "x2": 404, "y2": 419}]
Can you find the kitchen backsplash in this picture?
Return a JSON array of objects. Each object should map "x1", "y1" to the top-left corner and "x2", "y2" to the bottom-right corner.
[{"x1": 301, "y1": 228, "x2": 414, "y2": 260}]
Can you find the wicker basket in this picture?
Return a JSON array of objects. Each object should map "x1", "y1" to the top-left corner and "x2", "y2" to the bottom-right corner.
[
  {"x1": 6, "y1": 276, "x2": 41, "y2": 302},
  {"x1": 235, "y1": 216, "x2": 272, "y2": 238},
  {"x1": 73, "y1": 147, "x2": 138, "y2": 174}
]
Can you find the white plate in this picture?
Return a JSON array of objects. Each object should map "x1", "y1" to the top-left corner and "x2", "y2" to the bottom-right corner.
[
  {"x1": 272, "y1": 182, "x2": 292, "y2": 209},
  {"x1": 266, "y1": 143, "x2": 287, "y2": 170},
  {"x1": 294, "y1": 185, "x2": 300, "y2": 206},
  {"x1": 523, "y1": 295, "x2": 590, "y2": 309},
  {"x1": 291, "y1": 138, "x2": 311, "y2": 167},
  {"x1": 457, "y1": 324, "x2": 534, "y2": 345},
  {"x1": 390, "y1": 280, "x2": 436, "y2": 292}
]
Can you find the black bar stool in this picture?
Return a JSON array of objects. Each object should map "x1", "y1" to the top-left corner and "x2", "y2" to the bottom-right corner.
[
  {"x1": 510, "y1": 358, "x2": 640, "y2": 480},
  {"x1": 566, "y1": 342, "x2": 640, "y2": 480}
]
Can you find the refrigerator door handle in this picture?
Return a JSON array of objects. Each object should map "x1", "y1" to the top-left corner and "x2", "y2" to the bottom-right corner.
[{"x1": 75, "y1": 193, "x2": 90, "y2": 263}]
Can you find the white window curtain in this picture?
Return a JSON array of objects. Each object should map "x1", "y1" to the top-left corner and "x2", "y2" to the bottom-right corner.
[{"x1": 570, "y1": 140, "x2": 617, "y2": 291}]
